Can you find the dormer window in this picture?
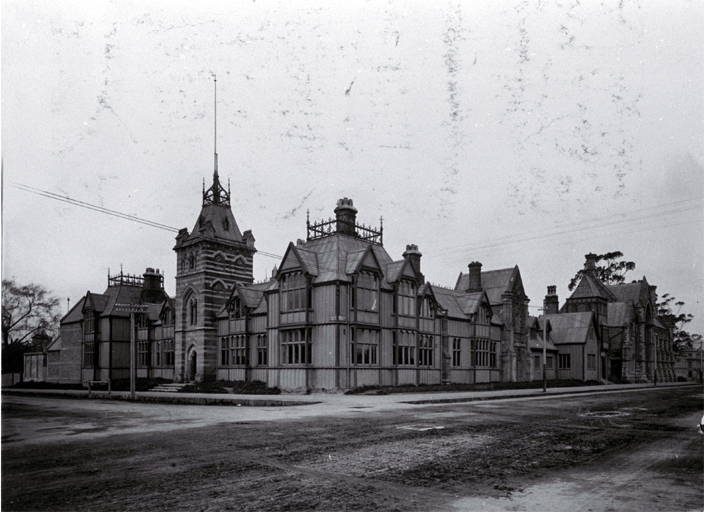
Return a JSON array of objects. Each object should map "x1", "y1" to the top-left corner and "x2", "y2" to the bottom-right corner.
[
  {"x1": 476, "y1": 306, "x2": 490, "y2": 325},
  {"x1": 353, "y1": 271, "x2": 379, "y2": 312},
  {"x1": 281, "y1": 272, "x2": 306, "y2": 312},
  {"x1": 136, "y1": 313, "x2": 147, "y2": 329},
  {"x1": 420, "y1": 297, "x2": 434, "y2": 318},
  {"x1": 223, "y1": 217, "x2": 229, "y2": 231},
  {"x1": 84, "y1": 309, "x2": 95, "y2": 334},
  {"x1": 162, "y1": 308, "x2": 173, "y2": 326},
  {"x1": 230, "y1": 297, "x2": 243, "y2": 319},
  {"x1": 397, "y1": 281, "x2": 416, "y2": 317}
]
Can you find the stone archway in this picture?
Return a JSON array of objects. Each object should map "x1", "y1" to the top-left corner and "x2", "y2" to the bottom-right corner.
[{"x1": 188, "y1": 347, "x2": 197, "y2": 382}]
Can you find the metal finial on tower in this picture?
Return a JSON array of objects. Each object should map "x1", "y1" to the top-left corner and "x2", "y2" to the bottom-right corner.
[{"x1": 214, "y1": 75, "x2": 218, "y2": 175}]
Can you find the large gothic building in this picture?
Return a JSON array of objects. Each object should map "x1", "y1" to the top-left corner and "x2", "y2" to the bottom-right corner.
[{"x1": 48, "y1": 169, "x2": 677, "y2": 392}]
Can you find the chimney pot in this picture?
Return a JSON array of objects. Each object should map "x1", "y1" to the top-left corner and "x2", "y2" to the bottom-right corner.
[
  {"x1": 334, "y1": 197, "x2": 358, "y2": 236},
  {"x1": 544, "y1": 285, "x2": 559, "y2": 315},
  {"x1": 467, "y1": 261, "x2": 482, "y2": 293}
]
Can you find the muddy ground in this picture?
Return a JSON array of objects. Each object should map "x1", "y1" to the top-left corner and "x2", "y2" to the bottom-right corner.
[{"x1": 2, "y1": 387, "x2": 702, "y2": 511}]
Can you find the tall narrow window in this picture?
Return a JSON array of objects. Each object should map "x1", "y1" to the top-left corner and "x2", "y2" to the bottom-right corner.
[
  {"x1": 83, "y1": 342, "x2": 95, "y2": 367},
  {"x1": 257, "y1": 334, "x2": 268, "y2": 366},
  {"x1": 189, "y1": 298, "x2": 198, "y2": 325},
  {"x1": 281, "y1": 273, "x2": 306, "y2": 312},
  {"x1": 356, "y1": 272, "x2": 379, "y2": 312},
  {"x1": 221, "y1": 337, "x2": 230, "y2": 365},
  {"x1": 418, "y1": 335, "x2": 433, "y2": 366},
  {"x1": 230, "y1": 298, "x2": 243, "y2": 319},
  {"x1": 395, "y1": 330, "x2": 416, "y2": 365},
  {"x1": 163, "y1": 340, "x2": 174, "y2": 366},
  {"x1": 231, "y1": 335, "x2": 247, "y2": 365},
  {"x1": 420, "y1": 297, "x2": 434, "y2": 319},
  {"x1": 452, "y1": 338, "x2": 461, "y2": 367},
  {"x1": 83, "y1": 309, "x2": 95, "y2": 335},
  {"x1": 398, "y1": 281, "x2": 416, "y2": 317},
  {"x1": 137, "y1": 341, "x2": 149, "y2": 367}
]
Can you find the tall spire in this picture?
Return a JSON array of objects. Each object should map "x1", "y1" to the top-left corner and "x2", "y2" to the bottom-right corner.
[
  {"x1": 214, "y1": 75, "x2": 218, "y2": 176},
  {"x1": 203, "y1": 75, "x2": 230, "y2": 207}
]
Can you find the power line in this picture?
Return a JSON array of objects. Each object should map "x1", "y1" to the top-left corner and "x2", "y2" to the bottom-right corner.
[
  {"x1": 11, "y1": 181, "x2": 704, "y2": 283},
  {"x1": 432, "y1": 197, "x2": 703, "y2": 258}
]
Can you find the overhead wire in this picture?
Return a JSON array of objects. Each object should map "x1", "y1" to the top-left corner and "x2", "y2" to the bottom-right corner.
[{"x1": 10, "y1": 181, "x2": 704, "y2": 285}]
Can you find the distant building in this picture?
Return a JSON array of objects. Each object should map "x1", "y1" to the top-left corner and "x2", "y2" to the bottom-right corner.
[{"x1": 538, "y1": 255, "x2": 677, "y2": 384}]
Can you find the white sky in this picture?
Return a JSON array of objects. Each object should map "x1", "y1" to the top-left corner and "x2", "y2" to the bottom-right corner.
[{"x1": 2, "y1": 0, "x2": 703, "y2": 334}]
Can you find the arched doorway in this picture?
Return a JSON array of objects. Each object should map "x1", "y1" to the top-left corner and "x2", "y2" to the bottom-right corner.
[{"x1": 188, "y1": 349, "x2": 197, "y2": 382}]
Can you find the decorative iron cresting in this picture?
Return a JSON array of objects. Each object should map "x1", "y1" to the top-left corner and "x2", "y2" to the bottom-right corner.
[{"x1": 306, "y1": 210, "x2": 383, "y2": 245}]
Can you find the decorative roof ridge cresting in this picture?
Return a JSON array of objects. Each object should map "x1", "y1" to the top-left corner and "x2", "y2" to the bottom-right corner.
[{"x1": 306, "y1": 209, "x2": 383, "y2": 245}]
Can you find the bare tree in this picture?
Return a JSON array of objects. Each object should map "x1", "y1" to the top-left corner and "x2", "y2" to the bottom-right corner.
[{"x1": 2, "y1": 279, "x2": 61, "y2": 346}]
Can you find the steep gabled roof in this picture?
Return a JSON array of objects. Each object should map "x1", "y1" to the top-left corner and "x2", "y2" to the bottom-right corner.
[
  {"x1": 455, "y1": 266, "x2": 521, "y2": 306},
  {"x1": 431, "y1": 286, "x2": 469, "y2": 319},
  {"x1": 542, "y1": 312, "x2": 595, "y2": 345},
  {"x1": 606, "y1": 281, "x2": 646, "y2": 305},
  {"x1": 457, "y1": 291, "x2": 488, "y2": 316},
  {"x1": 290, "y1": 234, "x2": 395, "y2": 288},
  {"x1": 101, "y1": 284, "x2": 148, "y2": 317},
  {"x1": 568, "y1": 274, "x2": 617, "y2": 302},
  {"x1": 46, "y1": 335, "x2": 62, "y2": 352},
  {"x1": 528, "y1": 332, "x2": 558, "y2": 352},
  {"x1": 62, "y1": 297, "x2": 86, "y2": 324},
  {"x1": 605, "y1": 302, "x2": 633, "y2": 327}
]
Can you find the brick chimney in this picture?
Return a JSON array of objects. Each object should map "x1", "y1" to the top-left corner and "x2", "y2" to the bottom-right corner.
[
  {"x1": 467, "y1": 261, "x2": 482, "y2": 293},
  {"x1": 334, "y1": 198, "x2": 357, "y2": 236},
  {"x1": 544, "y1": 285, "x2": 559, "y2": 315},
  {"x1": 403, "y1": 244, "x2": 423, "y2": 284},
  {"x1": 584, "y1": 253, "x2": 599, "y2": 275},
  {"x1": 142, "y1": 267, "x2": 166, "y2": 303}
]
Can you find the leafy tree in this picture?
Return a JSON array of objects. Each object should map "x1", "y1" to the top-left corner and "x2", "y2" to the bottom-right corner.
[
  {"x1": 2, "y1": 279, "x2": 61, "y2": 346},
  {"x1": 568, "y1": 251, "x2": 636, "y2": 291},
  {"x1": 657, "y1": 293, "x2": 700, "y2": 353}
]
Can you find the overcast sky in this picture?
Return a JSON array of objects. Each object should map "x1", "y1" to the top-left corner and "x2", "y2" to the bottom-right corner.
[{"x1": 2, "y1": 0, "x2": 703, "y2": 335}]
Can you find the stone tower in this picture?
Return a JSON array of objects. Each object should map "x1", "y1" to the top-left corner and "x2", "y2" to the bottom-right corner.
[{"x1": 173, "y1": 169, "x2": 256, "y2": 382}]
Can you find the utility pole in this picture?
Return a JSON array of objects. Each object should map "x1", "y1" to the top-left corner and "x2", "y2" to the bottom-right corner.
[
  {"x1": 543, "y1": 315, "x2": 547, "y2": 393},
  {"x1": 114, "y1": 303, "x2": 147, "y2": 398},
  {"x1": 538, "y1": 308, "x2": 548, "y2": 393}
]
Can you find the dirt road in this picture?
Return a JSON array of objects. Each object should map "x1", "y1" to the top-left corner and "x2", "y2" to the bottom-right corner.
[{"x1": 2, "y1": 386, "x2": 702, "y2": 511}]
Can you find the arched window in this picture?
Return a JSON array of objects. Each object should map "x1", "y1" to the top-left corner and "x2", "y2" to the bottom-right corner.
[
  {"x1": 189, "y1": 298, "x2": 198, "y2": 325},
  {"x1": 189, "y1": 253, "x2": 196, "y2": 270}
]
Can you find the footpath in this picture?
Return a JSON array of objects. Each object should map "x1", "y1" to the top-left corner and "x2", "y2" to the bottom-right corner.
[{"x1": 2, "y1": 381, "x2": 699, "y2": 408}]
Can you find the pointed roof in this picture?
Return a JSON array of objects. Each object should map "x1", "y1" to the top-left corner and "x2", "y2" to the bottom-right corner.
[
  {"x1": 605, "y1": 280, "x2": 648, "y2": 306},
  {"x1": 455, "y1": 266, "x2": 521, "y2": 306},
  {"x1": 62, "y1": 297, "x2": 86, "y2": 324},
  {"x1": 568, "y1": 273, "x2": 617, "y2": 302},
  {"x1": 288, "y1": 233, "x2": 395, "y2": 287},
  {"x1": 542, "y1": 312, "x2": 595, "y2": 345},
  {"x1": 605, "y1": 302, "x2": 633, "y2": 327},
  {"x1": 528, "y1": 332, "x2": 558, "y2": 352},
  {"x1": 191, "y1": 203, "x2": 243, "y2": 243}
]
